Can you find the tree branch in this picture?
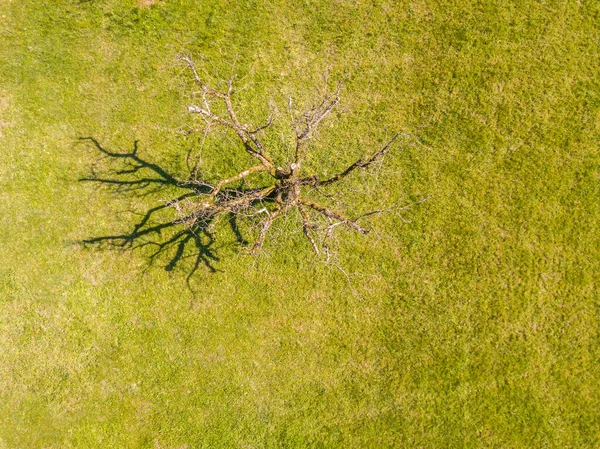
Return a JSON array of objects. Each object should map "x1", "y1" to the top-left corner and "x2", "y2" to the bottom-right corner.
[
  {"x1": 300, "y1": 198, "x2": 369, "y2": 235},
  {"x1": 305, "y1": 133, "x2": 399, "y2": 187},
  {"x1": 208, "y1": 164, "x2": 269, "y2": 200}
]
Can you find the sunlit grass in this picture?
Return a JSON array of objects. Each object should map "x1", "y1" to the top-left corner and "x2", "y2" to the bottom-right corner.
[{"x1": 0, "y1": 0, "x2": 598, "y2": 447}]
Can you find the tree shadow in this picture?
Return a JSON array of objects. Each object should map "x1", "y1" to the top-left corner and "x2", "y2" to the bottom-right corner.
[{"x1": 79, "y1": 137, "x2": 251, "y2": 280}]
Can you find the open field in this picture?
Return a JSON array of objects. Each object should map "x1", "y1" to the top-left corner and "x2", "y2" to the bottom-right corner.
[{"x1": 1, "y1": 0, "x2": 599, "y2": 447}]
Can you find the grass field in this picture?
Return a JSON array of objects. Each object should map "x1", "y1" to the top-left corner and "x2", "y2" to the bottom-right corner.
[{"x1": 1, "y1": 0, "x2": 599, "y2": 447}]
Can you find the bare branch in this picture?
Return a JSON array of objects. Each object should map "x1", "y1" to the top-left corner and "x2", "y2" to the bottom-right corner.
[
  {"x1": 177, "y1": 55, "x2": 225, "y2": 98},
  {"x1": 306, "y1": 133, "x2": 399, "y2": 187},
  {"x1": 177, "y1": 55, "x2": 203, "y2": 85},
  {"x1": 248, "y1": 113, "x2": 274, "y2": 135},
  {"x1": 252, "y1": 205, "x2": 284, "y2": 253},
  {"x1": 299, "y1": 206, "x2": 320, "y2": 254},
  {"x1": 184, "y1": 69, "x2": 275, "y2": 169},
  {"x1": 300, "y1": 198, "x2": 369, "y2": 235},
  {"x1": 293, "y1": 82, "x2": 342, "y2": 165},
  {"x1": 208, "y1": 164, "x2": 269, "y2": 200},
  {"x1": 297, "y1": 82, "x2": 341, "y2": 141},
  {"x1": 288, "y1": 96, "x2": 298, "y2": 136}
]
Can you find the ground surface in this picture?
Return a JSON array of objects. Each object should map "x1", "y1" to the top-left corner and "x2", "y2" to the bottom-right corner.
[{"x1": 0, "y1": 0, "x2": 599, "y2": 447}]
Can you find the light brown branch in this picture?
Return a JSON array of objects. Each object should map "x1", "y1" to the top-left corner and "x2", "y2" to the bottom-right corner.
[
  {"x1": 187, "y1": 106, "x2": 232, "y2": 127},
  {"x1": 252, "y1": 205, "x2": 284, "y2": 253},
  {"x1": 177, "y1": 55, "x2": 226, "y2": 98},
  {"x1": 213, "y1": 185, "x2": 275, "y2": 211},
  {"x1": 299, "y1": 206, "x2": 320, "y2": 254},
  {"x1": 187, "y1": 105, "x2": 274, "y2": 169},
  {"x1": 209, "y1": 165, "x2": 269, "y2": 200}
]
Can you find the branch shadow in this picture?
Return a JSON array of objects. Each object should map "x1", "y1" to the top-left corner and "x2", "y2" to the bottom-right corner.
[{"x1": 79, "y1": 137, "x2": 251, "y2": 281}]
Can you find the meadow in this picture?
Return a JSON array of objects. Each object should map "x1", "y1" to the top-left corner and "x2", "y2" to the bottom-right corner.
[{"x1": 0, "y1": 0, "x2": 599, "y2": 447}]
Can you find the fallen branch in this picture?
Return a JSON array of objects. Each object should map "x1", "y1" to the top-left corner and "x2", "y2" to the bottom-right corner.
[{"x1": 81, "y1": 57, "x2": 405, "y2": 273}]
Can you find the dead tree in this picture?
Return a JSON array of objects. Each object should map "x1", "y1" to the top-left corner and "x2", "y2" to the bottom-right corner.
[
  {"x1": 81, "y1": 57, "x2": 399, "y2": 273},
  {"x1": 176, "y1": 56, "x2": 398, "y2": 256}
]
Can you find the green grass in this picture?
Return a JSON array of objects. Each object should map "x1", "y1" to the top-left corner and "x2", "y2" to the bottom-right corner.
[{"x1": 1, "y1": 0, "x2": 599, "y2": 447}]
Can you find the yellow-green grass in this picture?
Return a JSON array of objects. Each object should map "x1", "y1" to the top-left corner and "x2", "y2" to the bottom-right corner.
[{"x1": 1, "y1": 0, "x2": 599, "y2": 447}]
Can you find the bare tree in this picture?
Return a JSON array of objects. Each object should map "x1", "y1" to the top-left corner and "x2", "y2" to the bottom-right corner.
[
  {"x1": 81, "y1": 57, "x2": 400, "y2": 274},
  {"x1": 176, "y1": 57, "x2": 399, "y2": 255}
]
